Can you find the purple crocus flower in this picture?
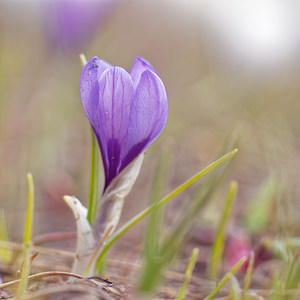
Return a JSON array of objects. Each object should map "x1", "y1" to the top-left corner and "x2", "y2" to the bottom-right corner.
[
  {"x1": 80, "y1": 57, "x2": 168, "y2": 191},
  {"x1": 44, "y1": 0, "x2": 119, "y2": 52}
]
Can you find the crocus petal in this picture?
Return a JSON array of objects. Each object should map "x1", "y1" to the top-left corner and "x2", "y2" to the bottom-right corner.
[
  {"x1": 97, "y1": 67, "x2": 135, "y2": 189},
  {"x1": 121, "y1": 70, "x2": 168, "y2": 168},
  {"x1": 80, "y1": 57, "x2": 110, "y2": 129},
  {"x1": 130, "y1": 57, "x2": 157, "y2": 88},
  {"x1": 97, "y1": 59, "x2": 112, "y2": 80}
]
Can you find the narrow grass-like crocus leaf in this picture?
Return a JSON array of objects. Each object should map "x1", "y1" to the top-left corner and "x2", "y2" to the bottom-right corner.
[
  {"x1": 139, "y1": 144, "x2": 231, "y2": 294},
  {"x1": 0, "y1": 211, "x2": 12, "y2": 263},
  {"x1": 229, "y1": 275, "x2": 241, "y2": 300},
  {"x1": 209, "y1": 181, "x2": 238, "y2": 280},
  {"x1": 145, "y1": 150, "x2": 169, "y2": 259},
  {"x1": 80, "y1": 53, "x2": 101, "y2": 225},
  {"x1": 242, "y1": 251, "x2": 255, "y2": 298},
  {"x1": 204, "y1": 256, "x2": 247, "y2": 300},
  {"x1": 94, "y1": 149, "x2": 238, "y2": 271},
  {"x1": 160, "y1": 154, "x2": 228, "y2": 268},
  {"x1": 176, "y1": 248, "x2": 199, "y2": 300},
  {"x1": 87, "y1": 125, "x2": 100, "y2": 224},
  {"x1": 138, "y1": 150, "x2": 170, "y2": 292},
  {"x1": 17, "y1": 173, "x2": 34, "y2": 297},
  {"x1": 161, "y1": 137, "x2": 241, "y2": 266},
  {"x1": 244, "y1": 175, "x2": 276, "y2": 234},
  {"x1": 97, "y1": 253, "x2": 106, "y2": 277},
  {"x1": 268, "y1": 271, "x2": 281, "y2": 300},
  {"x1": 284, "y1": 256, "x2": 300, "y2": 300}
]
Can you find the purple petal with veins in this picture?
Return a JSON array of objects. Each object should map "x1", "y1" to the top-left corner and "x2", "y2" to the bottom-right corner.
[{"x1": 80, "y1": 56, "x2": 168, "y2": 191}]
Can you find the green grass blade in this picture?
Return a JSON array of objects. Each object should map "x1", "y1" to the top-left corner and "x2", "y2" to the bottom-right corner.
[
  {"x1": 17, "y1": 173, "x2": 34, "y2": 297},
  {"x1": 87, "y1": 126, "x2": 100, "y2": 224},
  {"x1": 229, "y1": 275, "x2": 241, "y2": 300},
  {"x1": 242, "y1": 251, "x2": 255, "y2": 298},
  {"x1": 160, "y1": 154, "x2": 229, "y2": 267},
  {"x1": 284, "y1": 256, "x2": 300, "y2": 300},
  {"x1": 80, "y1": 53, "x2": 100, "y2": 225},
  {"x1": 97, "y1": 253, "x2": 106, "y2": 277},
  {"x1": 160, "y1": 137, "x2": 241, "y2": 264},
  {"x1": 95, "y1": 149, "x2": 238, "y2": 269},
  {"x1": 209, "y1": 180, "x2": 238, "y2": 279},
  {"x1": 268, "y1": 271, "x2": 281, "y2": 300},
  {"x1": 0, "y1": 211, "x2": 12, "y2": 263},
  {"x1": 176, "y1": 248, "x2": 199, "y2": 300},
  {"x1": 145, "y1": 150, "x2": 169, "y2": 259},
  {"x1": 204, "y1": 256, "x2": 247, "y2": 300},
  {"x1": 244, "y1": 175, "x2": 276, "y2": 234},
  {"x1": 139, "y1": 150, "x2": 170, "y2": 293}
]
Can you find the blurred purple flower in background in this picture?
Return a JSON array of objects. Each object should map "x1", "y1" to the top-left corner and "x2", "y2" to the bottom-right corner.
[
  {"x1": 45, "y1": 0, "x2": 120, "y2": 52},
  {"x1": 80, "y1": 57, "x2": 168, "y2": 191}
]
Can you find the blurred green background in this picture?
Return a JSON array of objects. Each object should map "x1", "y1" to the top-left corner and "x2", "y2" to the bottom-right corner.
[{"x1": 1, "y1": 0, "x2": 300, "y2": 247}]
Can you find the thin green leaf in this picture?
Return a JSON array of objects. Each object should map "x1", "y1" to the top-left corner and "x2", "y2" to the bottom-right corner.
[
  {"x1": 209, "y1": 181, "x2": 238, "y2": 279},
  {"x1": 229, "y1": 275, "x2": 241, "y2": 300},
  {"x1": 284, "y1": 256, "x2": 300, "y2": 300},
  {"x1": 17, "y1": 173, "x2": 34, "y2": 297},
  {"x1": 145, "y1": 150, "x2": 169, "y2": 259},
  {"x1": 161, "y1": 137, "x2": 240, "y2": 266},
  {"x1": 0, "y1": 211, "x2": 12, "y2": 263},
  {"x1": 268, "y1": 271, "x2": 281, "y2": 300},
  {"x1": 87, "y1": 126, "x2": 100, "y2": 224},
  {"x1": 176, "y1": 248, "x2": 199, "y2": 300},
  {"x1": 97, "y1": 253, "x2": 106, "y2": 277},
  {"x1": 139, "y1": 150, "x2": 170, "y2": 292},
  {"x1": 95, "y1": 149, "x2": 238, "y2": 270},
  {"x1": 160, "y1": 156, "x2": 227, "y2": 267},
  {"x1": 242, "y1": 251, "x2": 255, "y2": 299},
  {"x1": 204, "y1": 256, "x2": 247, "y2": 300},
  {"x1": 244, "y1": 175, "x2": 276, "y2": 234}
]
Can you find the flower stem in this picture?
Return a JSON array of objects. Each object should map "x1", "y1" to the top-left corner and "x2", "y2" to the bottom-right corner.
[
  {"x1": 87, "y1": 126, "x2": 100, "y2": 224},
  {"x1": 17, "y1": 173, "x2": 34, "y2": 297},
  {"x1": 80, "y1": 53, "x2": 100, "y2": 225}
]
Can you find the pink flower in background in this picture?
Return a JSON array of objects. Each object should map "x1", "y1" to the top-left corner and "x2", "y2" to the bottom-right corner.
[
  {"x1": 225, "y1": 233, "x2": 274, "y2": 272},
  {"x1": 225, "y1": 232, "x2": 251, "y2": 271}
]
